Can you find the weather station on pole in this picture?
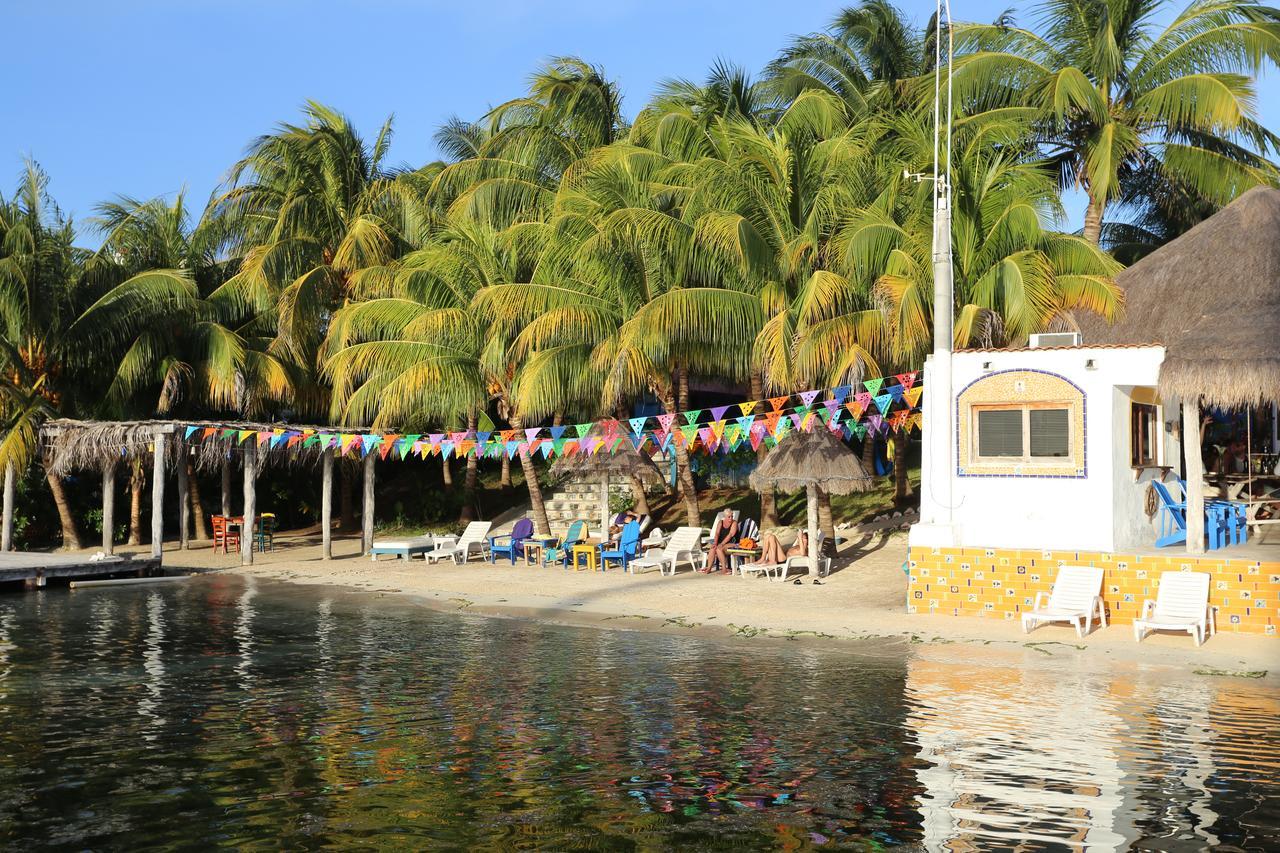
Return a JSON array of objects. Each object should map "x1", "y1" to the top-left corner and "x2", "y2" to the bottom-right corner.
[{"x1": 908, "y1": 0, "x2": 959, "y2": 548}]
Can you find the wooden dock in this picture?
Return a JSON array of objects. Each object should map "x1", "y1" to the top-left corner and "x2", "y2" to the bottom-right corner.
[{"x1": 0, "y1": 552, "x2": 163, "y2": 587}]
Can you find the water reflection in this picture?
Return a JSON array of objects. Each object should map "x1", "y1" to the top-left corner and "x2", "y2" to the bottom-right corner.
[{"x1": 0, "y1": 576, "x2": 1274, "y2": 850}]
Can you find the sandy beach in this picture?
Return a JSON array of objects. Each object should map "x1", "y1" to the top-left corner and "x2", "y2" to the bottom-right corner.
[{"x1": 121, "y1": 528, "x2": 1280, "y2": 679}]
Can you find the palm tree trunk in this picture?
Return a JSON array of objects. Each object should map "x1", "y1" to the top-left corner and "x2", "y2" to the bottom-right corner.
[
  {"x1": 458, "y1": 411, "x2": 479, "y2": 523},
  {"x1": 500, "y1": 454, "x2": 512, "y2": 488},
  {"x1": 615, "y1": 404, "x2": 650, "y2": 516},
  {"x1": 128, "y1": 457, "x2": 145, "y2": 545},
  {"x1": 43, "y1": 457, "x2": 82, "y2": 551},
  {"x1": 441, "y1": 455, "x2": 454, "y2": 490},
  {"x1": 749, "y1": 371, "x2": 778, "y2": 528},
  {"x1": 663, "y1": 380, "x2": 700, "y2": 526},
  {"x1": 892, "y1": 429, "x2": 912, "y2": 505},
  {"x1": 339, "y1": 461, "x2": 357, "y2": 531},
  {"x1": 509, "y1": 413, "x2": 550, "y2": 535},
  {"x1": 816, "y1": 486, "x2": 835, "y2": 559},
  {"x1": 1083, "y1": 192, "x2": 1107, "y2": 245},
  {"x1": 861, "y1": 434, "x2": 877, "y2": 481},
  {"x1": 188, "y1": 461, "x2": 209, "y2": 540}
]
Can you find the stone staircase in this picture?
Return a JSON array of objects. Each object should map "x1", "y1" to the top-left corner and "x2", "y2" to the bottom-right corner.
[{"x1": 541, "y1": 479, "x2": 627, "y2": 531}]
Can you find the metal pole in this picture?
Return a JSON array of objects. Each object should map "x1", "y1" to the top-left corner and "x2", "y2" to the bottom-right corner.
[
  {"x1": 321, "y1": 448, "x2": 333, "y2": 560},
  {"x1": 151, "y1": 432, "x2": 165, "y2": 560},
  {"x1": 102, "y1": 462, "x2": 115, "y2": 555}
]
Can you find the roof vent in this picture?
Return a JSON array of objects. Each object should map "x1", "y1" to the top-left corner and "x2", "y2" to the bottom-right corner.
[{"x1": 1028, "y1": 332, "x2": 1082, "y2": 349}]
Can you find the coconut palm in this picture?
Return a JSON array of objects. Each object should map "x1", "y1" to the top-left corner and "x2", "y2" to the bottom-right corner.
[
  {"x1": 0, "y1": 162, "x2": 195, "y2": 548},
  {"x1": 324, "y1": 219, "x2": 554, "y2": 534},
  {"x1": 950, "y1": 0, "x2": 1280, "y2": 244}
]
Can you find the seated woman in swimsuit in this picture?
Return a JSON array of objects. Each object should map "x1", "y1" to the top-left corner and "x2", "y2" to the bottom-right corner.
[
  {"x1": 749, "y1": 530, "x2": 807, "y2": 566},
  {"x1": 703, "y1": 510, "x2": 739, "y2": 574}
]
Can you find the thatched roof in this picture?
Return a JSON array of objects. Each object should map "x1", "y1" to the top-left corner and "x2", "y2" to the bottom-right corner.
[
  {"x1": 41, "y1": 418, "x2": 333, "y2": 476},
  {"x1": 1078, "y1": 186, "x2": 1280, "y2": 408},
  {"x1": 749, "y1": 428, "x2": 874, "y2": 495},
  {"x1": 550, "y1": 430, "x2": 664, "y2": 484}
]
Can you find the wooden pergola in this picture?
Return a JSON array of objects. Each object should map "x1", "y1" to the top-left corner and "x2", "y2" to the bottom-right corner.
[{"x1": 27, "y1": 419, "x2": 381, "y2": 565}]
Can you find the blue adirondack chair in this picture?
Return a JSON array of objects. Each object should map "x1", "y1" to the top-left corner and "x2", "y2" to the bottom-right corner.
[
  {"x1": 489, "y1": 518, "x2": 534, "y2": 564},
  {"x1": 1152, "y1": 481, "x2": 1188, "y2": 547},
  {"x1": 1180, "y1": 479, "x2": 1247, "y2": 550},
  {"x1": 599, "y1": 520, "x2": 641, "y2": 572},
  {"x1": 544, "y1": 520, "x2": 589, "y2": 568}
]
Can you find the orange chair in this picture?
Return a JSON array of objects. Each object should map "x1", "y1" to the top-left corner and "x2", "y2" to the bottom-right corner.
[{"x1": 212, "y1": 515, "x2": 241, "y2": 554}]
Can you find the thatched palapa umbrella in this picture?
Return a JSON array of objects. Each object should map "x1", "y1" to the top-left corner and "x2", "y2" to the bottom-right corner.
[
  {"x1": 749, "y1": 428, "x2": 873, "y2": 578},
  {"x1": 550, "y1": 430, "x2": 663, "y2": 537}
]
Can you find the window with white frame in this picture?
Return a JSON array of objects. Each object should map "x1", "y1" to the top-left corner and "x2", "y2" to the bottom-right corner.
[{"x1": 972, "y1": 404, "x2": 1072, "y2": 464}]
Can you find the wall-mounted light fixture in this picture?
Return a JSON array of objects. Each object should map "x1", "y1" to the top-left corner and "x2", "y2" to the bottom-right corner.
[{"x1": 1084, "y1": 358, "x2": 1097, "y2": 370}]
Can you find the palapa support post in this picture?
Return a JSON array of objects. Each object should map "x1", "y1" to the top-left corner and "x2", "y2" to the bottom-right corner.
[
  {"x1": 102, "y1": 461, "x2": 116, "y2": 555},
  {"x1": 221, "y1": 453, "x2": 231, "y2": 517},
  {"x1": 242, "y1": 441, "x2": 256, "y2": 566},
  {"x1": 806, "y1": 482, "x2": 821, "y2": 579},
  {"x1": 321, "y1": 448, "x2": 333, "y2": 560},
  {"x1": 2, "y1": 462, "x2": 14, "y2": 552},
  {"x1": 362, "y1": 451, "x2": 375, "y2": 556},
  {"x1": 151, "y1": 430, "x2": 166, "y2": 560},
  {"x1": 1183, "y1": 397, "x2": 1206, "y2": 554},
  {"x1": 177, "y1": 437, "x2": 190, "y2": 550}
]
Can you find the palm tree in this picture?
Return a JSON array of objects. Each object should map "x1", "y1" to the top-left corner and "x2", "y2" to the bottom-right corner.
[
  {"x1": 87, "y1": 191, "x2": 291, "y2": 541},
  {"x1": 0, "y1": 162, "x2": 195, "y2": 548},
  {"x1": 324, "y1": 220, "x2": 554, "y2": 534},
  {"x1": 950, "y1": 0, "x2": 1280, "y2": 244}
]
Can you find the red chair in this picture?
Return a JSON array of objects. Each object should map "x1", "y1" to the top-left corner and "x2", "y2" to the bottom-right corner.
[{"x1": 212, "y1": 515, "x2": 241, "y2": 554}]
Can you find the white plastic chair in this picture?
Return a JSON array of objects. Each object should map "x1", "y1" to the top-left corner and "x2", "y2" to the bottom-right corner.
[
  {"x1": 629, "y1": 526, "x2": 703, "y2": 575},
  {"x1": 424, "y1": 521, "x2": 492, "y2": 564},
  {"x1": 1021, "y1": 566, "x2": 1107, "y2": 638},
  {"x1": 1133, "y1": 571, "x2": 1214, "y2": 645}
]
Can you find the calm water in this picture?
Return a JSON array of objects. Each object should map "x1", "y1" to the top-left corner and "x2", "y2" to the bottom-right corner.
[{"x1": 0, "y1": 577, "x2": 1277, "y2": 850}]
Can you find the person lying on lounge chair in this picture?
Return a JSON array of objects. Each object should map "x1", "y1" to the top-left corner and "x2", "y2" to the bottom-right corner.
[
  {"x1": 608, "y1": 510, "x2": 641, "y2": 543},
  {"x1": 747, "y1": 530, "x2": 807, "y2": 567}
]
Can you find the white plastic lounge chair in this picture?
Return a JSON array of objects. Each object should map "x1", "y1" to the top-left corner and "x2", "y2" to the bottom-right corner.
[
  {"x1": 1134, "y1": 571, "x2": 1215, "y2": 646},
  {"x1": 369, "y1": 535, "x2": 435, "y2": 561},
  {"x1": 741, "y1": 531, "x2": 826, "y2": 581},
  {"x1": 424, "y1": 521, "x2": 492, "y2": 564},
  {"x1": 629, "y1": 526, "x2": 704, "y2": 575},
  {"x1": 1021, "y1": 565, "x2": 1106, "y2": 638},
  {"x1": 640, "y1": 526, "x2": 665, "y2": 549}
]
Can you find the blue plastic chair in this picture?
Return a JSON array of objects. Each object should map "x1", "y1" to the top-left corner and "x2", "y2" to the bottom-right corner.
[
  {"x1": 1180, "y1": 480, "x2": 1247, "y2": 550},
  {"x1": 599, "y1": 520, "x2": 641, "y2": 572},
  {"x1": 543, "y1": 520, "x2": 588, "y2": 569},
  {"x1": 489, "y1": 518, "x2": 534, "y2": 564},
  {"x1": 1151, "y1": 482, "x2": 1188, "y2": 547}
]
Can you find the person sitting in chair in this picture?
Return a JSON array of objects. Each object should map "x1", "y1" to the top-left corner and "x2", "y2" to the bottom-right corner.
[
  {"x1": 747, "y1": 530, "x2": 808, "y2": 568},
  {"x1": 702, "y1": 509, "x2": 739, "y2": 574}
]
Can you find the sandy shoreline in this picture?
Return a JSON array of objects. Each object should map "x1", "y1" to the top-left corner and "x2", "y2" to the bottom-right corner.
[{"x1": 116, "y1": 529, "x2": 1280, "y2": 679}]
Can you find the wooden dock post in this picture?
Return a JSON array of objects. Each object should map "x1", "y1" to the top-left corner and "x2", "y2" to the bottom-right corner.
[
  {"x1": 151, "y1": 430, "x2": 165, "y2": 560},
  {"x1": 242, "y1": 441, "x2": 257, "y2": 566},
  {"x1": 2, "y1": 462, "x2": 13, "y2": 552},
  {"x1": 102, "y1": 461, "x2": 115, "y2": 555},
  {"x1": 362, "y1": 451, "x2": 375, "y2": 555},
  {"x1": 177, "y1": 436, "x2": 190, "y2": 550},
  {"x1": 322, "y1": 448, "x2": 333, "y2": 560}
]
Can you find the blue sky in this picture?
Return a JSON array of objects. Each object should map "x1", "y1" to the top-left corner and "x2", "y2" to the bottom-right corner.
[{"x1": 3, "y1": 0, "x2": 1277, "y2": 242}]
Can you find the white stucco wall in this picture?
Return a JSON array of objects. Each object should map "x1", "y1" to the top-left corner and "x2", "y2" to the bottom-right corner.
[{"x1": 913, "y1": 346, "x2": 1165, "y2": 552}]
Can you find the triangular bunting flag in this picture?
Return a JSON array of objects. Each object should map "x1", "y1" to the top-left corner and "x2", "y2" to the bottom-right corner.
[
  {"x1": 905, "y1": 386, "x2": 924, "y2": 408},
  {"x1": 656, "y1": 413, "x2": 676, "y2": 431},
  {"x1": 683, "y1": 410, "x2": 702, "y2": 426},
  {"x1": 549, "y1": 425, "x2": 567, "y2": 441},
  {"x1": 629, "y1": 416, "x2": 648, "y2": 435},
  {"x1": 183, "y1": 426, "x2": 198, "y2": 440},
  {"x1": 799, "y1": 389, "x2": 820, "y2": 406},
  {"x1": 574, "y1": 423, "x2": 593, "y2": 438},
  {"x1": 710, "y1": 405, "x2": 730, "y2": 422},
  {"x1": 679, "y1": 424, "x2": 700, "y2": 446},
  {"x1": 738, "y1": 401, "x2": 757, "y2": 416},
  {"x1": 864, "y1": 377, "x2": 884, "y2": 396},
  {"x1": 524, "y1": 427, "x2": 541, "y2": 442},
  {"x1": 896, "y1": 371, "x2": 918, "y2": 390},
  {"x1": 873, "y1": 392, "x2": 894, "y2": 414},
  {"x1": 832, "y1": 385, "x2": 851, "y2": 405},
  {"x1": 768, "y1": 395, "x2": 789, "y2": 412}
]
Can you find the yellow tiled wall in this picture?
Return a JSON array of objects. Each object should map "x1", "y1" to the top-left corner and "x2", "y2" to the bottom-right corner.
[{"x1": 907, "y1": 546, "x2": 1279, "y2": 635}]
